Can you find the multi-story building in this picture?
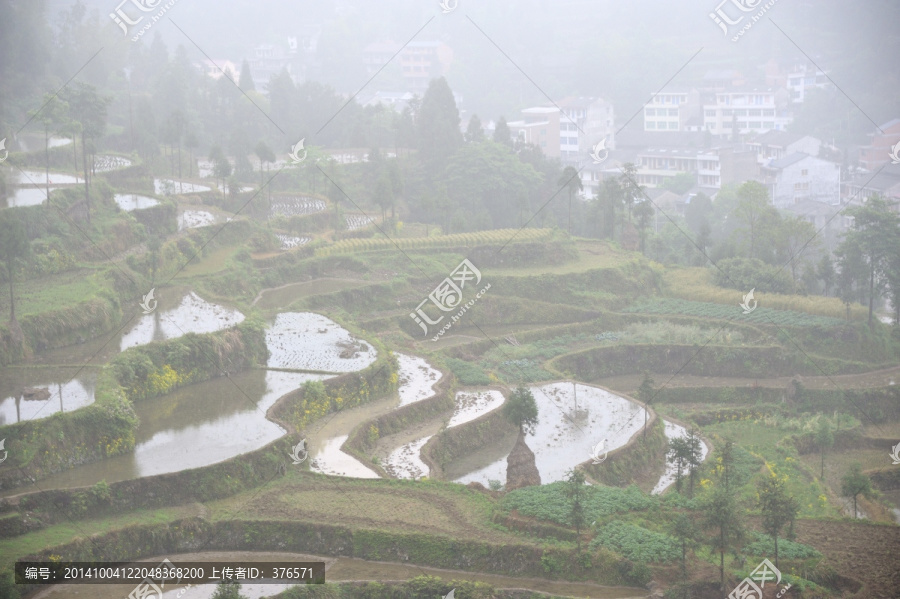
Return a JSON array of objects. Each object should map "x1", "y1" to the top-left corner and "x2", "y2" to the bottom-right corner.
[
  {"x1": 556, "y1": 96, "x2": 615, "y2": 161},
  {"x1": 508, "y1": 107, "x2": 562, "y2": 158},
  {"x1": 247, "y1": 44, "x2": 295, "y2": 91},
  {"x1": 857, "y1": 118, "x2": 900, "y2": 171},
  {"x1": 363, "y1": 40, "x2": 454, "y2": 94},
  {"x1": 643, "y1": 89, "x2": 701, "y2": 133},
  {"x1": 633, "y1": 144, "x2": 757, "y2": 190},
  {"x1": 843, "y1": 162, "x2": 900, "y2": 208},
  {"x1": 761, "y1": 153, "x2": 841, "y2": 208},
  {"x1": 747, "y1": 131, "x2": 822, "y2": 165},
  {"x1": 785, "y1": 63, "x2": 829, "y2": 103},
  {"x1": 702, "y1": 87, "x2": 792, "y2": 138}
]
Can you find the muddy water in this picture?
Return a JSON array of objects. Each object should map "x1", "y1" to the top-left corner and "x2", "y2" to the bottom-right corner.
[
  {"x1": 307, "y1": 394, "x2": 398, "y2": 479},
  {"x1": 396, "y1": 354, "x2": 442, "y2": 407},
  {"x1": 383, "y1": 389, "x2": 504, "y2": 480},
  {"x1": 155, "y1": 179, "x2": 211, "y2": 195},
  {"x1": 0, "y1": 311, "x2": 379, "y2": 495},
  {"x1": 115, "y1": 193, "x2": 160, "y2": 211},
  {"x1": 178, "y1": 210, "x2": 217, "y2": 230},
  {"x1": 15, "y1": 170, "x2": 83, "y2": 185},
  {"x1": 29, "y1": 551, "x2": 645, "y2": 599},
  {"x1": 120, "y1": 291, "x2": 245, "y2": 351},
  {"x1": 0, "y1": 367, "x2": 97, "y2": 425},
  {"x1": 651, "y1": 420, "x2": 710, "y2": 495},
  {"x1": 266, "y1": 313, "x2": 377, "y2": 372},
  {"x1": 453, "y1": 383, "x2": 646, "y2": 486},
  {"x1": 1, "y1": 370, "x2": 326, "y2": 497},
  {"x1": 3, "y1": 186, "x2": 57, "y2": 208}
]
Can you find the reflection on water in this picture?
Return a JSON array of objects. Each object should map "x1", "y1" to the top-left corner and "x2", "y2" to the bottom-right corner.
[
  {"x1": 396, "y1": 353, "x2": 441, "y2": 407},
  {"x1": 120, "y1": 292, "x2": 244, "y2": 351},
  {"x1": 3, "y1": 186, "x2": 57, "y2": 208},
  {"x1": 453, "y1": 383, "x2": 646, "y2": 486},
  {"x1": 309, "y1": 434, "x2": 380, "y2": 478},
  {"x1": 651, "y1": 420, "x2": 709, "y2": 495},
  {"x1": 114, "y1": 193, "x2": 160, "y2": 211},
  {"x1": 1, "y1": 370, "x2": 325, "y2": 495},
  {"x1": 154, "y1": 179, "x2": 211, "y2": 195},
  {"x1": 0, "y1": 368, "x2": 96, "y2": 425},
  {"x1": 15, "y1": 169, "x2": 83, "y2": 185}
]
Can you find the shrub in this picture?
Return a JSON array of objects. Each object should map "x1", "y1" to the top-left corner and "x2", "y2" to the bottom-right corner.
[
  {"x1": 713, "y1": 257, "x2": 797, "y2": 294},
  {"x1": 590, "y1": 521, "x2": 680, "y2": 563}
]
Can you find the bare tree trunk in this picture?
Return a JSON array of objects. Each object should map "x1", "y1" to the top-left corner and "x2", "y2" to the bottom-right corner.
[
  {"x1": 81, "y1": 133, "x2": 91, "y2": 223},
  {"x1": 7, "y1": 267, "x2": 15, "y2": 324}
]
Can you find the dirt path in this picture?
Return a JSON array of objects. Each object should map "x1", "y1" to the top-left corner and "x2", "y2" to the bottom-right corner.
[{"x1": 598, "y1": 364, "x2": 900, "y2": 395}]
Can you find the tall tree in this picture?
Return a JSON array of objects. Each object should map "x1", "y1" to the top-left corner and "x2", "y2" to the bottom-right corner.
[
  {"x1": 564, "y1": 468, "x2": 587, "y2": 551},
  {"x1": 415, "y1": 77, "x2": 462, "y2": 175},
  {"x1": 717, "y1": 437, "x2": 736, "y2": 492},
  {"x1": 238, "y1": 59, "x2": 255, "y2": 92},
  {"x1": 775, "y1": 214, "x2": 818, "y2": 282},
  {"x1": 818, "y1": 254, "x2": 836, "y2": 297},
  {"x1": 732, "y1": 181, "x2": 773, "y2": 261},
  {"x1": 493, "y1": 116, "x2": 511, "y2": 146},
  {"x1": 837, "y1": 196, "x2": 900, "y2": 324},
  {"x1": 28, "y1": 94, "x2": 69, "y2": 206},
  {"x1": 209, "y1": 145, "x2": 231, "y2": 201},
  {"x1": 757, "y1": 473, "x2": 800, "y2": 568},
  {"x1": 815, "y1": 417, "x2": 834, "y2": 481},
  {"x1": 465, "y1": 115, "x2": 485, "y2": 142},
  {"x1": 670, "y1": 513, "x2": 697, "y2": 580},
  {"x1": 254, "y1": 141, "x2": 276, "y2": 216},
  {"x1": 636, "y1": 373, "x2": 655, "y2": 438},
  {"x1": 503, "y1": 386, "x2": 539, "y2": 435},
  {"x1": 634, "y1": 199, "x2": 655, "y2": 254},
  {"x1": 840, "y1": 462, "x2": 873, "y2": 519},
  {"x1": 701, "y1": 486, "x2": 745, "y2": 590},
  {"x1": 65, "y1": 82, "x2": 111, "y2": 223},
  {"x1": 558, "y1": 166, "x2": 583, "y2": 235},
  {"x1": 0, "y1": 211, "x2": 30, "y2": 326}
]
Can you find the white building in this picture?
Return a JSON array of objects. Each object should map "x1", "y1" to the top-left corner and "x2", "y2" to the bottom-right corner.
[
  {"x1": 762, "y1": 153, "x2": 841, "y2": 208},
  {"x1": 786, "y1": 63, "x2": 829, "y2": 103},
  {"x1": 703, "y1": 88, "x2": 792, "y2": 138},
  {"x1": 747, "y1": 131, "x2": 822, "y2": 165}
]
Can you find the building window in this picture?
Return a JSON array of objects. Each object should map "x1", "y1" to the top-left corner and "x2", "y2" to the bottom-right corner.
[
  {"x1": 801, "y1": 169, "x2": 808, "y2": 176},
  {"x1": 646, "y1": 108, "x2": 655, "y2": 116},
  {"x1": 763, "y1": 121, "x2": 774, "y2": 128},
  {"x1": 647, "y1": 122, "x2": 656, "y2": 129},
  {"x1": 749, "y1": 109, "x2": 761, "y2": 117},
  {"x1": 669, "y1": 109, "x2": 678, "y2": 116},
  {"x1": 669, "y1": 122, "x2": 678, "y2": 130}
]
